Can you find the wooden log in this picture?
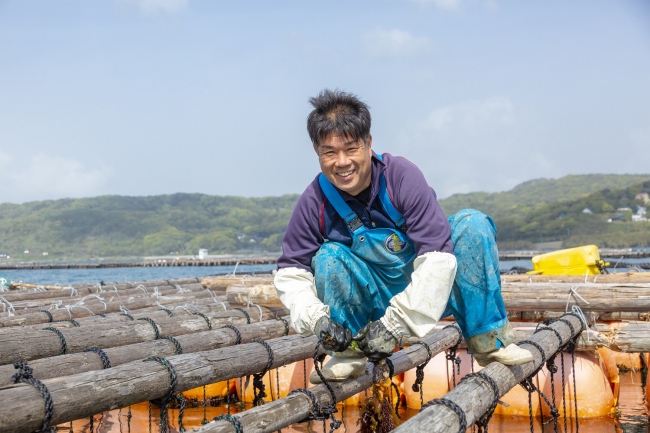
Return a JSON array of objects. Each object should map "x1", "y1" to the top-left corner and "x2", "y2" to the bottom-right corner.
[
  {"x1": 0, "y1": 307, "x2": 273, "y2": 365},
  {"x1": 0, "y1": 283, "x2": 206, "y2": 314},
  {"x1": 500, "y1": 282, "x2": 650, "y2": 312},
  {"x1": 206, "y1": 280, "x2": 650, "y2": 313},
  {"x1": 194, "y1": 325, "x2": 464, "y2": 433},
  {"x1": 202, "y1": 274, "x2": 273, "y2": 290},
  {"x1": 0, "y1": 297, "x2": 230, "y2": 333},
  {"x1": 0, "y1": 333, "x2": 318, "y2": 433},
  {"x1": 0, "y1": 290, "x2": 215, "y2": 327},
  {"x1": 226, "y1": 284, "x2": 284, "y2": 307},
  {"x1": 0, "y1": 316, "x2": 292, "y2": 388},
  {"x1": 391, "y1": 315, "x2": 583, "y2": 433},
  {"x1": 502, "y1": 272, "x2": 650, "y2": 284}
]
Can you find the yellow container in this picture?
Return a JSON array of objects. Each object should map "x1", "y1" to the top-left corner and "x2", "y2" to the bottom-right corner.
[{"x1": 527, "y1": 245, "x2": 608, "y2": 276}]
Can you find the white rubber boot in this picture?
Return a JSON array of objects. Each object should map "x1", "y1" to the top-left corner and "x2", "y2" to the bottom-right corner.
[
  {"x1": 309, "y1": 349, "x2": 367, "y2": 384},
  {"x1": 473, "y1": 344, "x2": 534, "y2": 367}
]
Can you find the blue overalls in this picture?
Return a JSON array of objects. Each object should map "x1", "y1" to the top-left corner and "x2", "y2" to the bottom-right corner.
[{"x1": 312, "y1": 158, "x2": 512, "y2": 351}]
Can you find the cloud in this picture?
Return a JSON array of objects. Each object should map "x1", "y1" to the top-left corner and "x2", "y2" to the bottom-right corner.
[
  {"x1": 363, "y1": 29, "x2": 432, "y2": 59},
  {"x1": 116, "y1": 0, "x2": 189, "y2": 16},
  {"x1": 408, "y1": 0, "x2": 461, "y2": 10},
  {"x1": 396, "y1": 96, "x2": 524, "y2": 197},
  {"x1": 0, "y1": 151, "x2": 111, "y2": 203},
  {"x1": 406, "y1": 0, "x2": 498, "y2": 11},
  {"x1": 420, "y1": 96, "x2": 515, "y2": 132}
]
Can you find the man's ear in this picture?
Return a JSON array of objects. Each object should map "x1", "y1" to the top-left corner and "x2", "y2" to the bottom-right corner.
[
  {"x1": 313, "y1": 143, "x2": 319, "y2": 155},
  {"x1": 366, "y1": 134, "x2": 373, "y2": 150}
]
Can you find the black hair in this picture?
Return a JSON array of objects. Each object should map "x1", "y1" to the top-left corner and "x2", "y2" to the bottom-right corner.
[{"x1": 307, "y1": 89, "x2": 371, "y2": 146}]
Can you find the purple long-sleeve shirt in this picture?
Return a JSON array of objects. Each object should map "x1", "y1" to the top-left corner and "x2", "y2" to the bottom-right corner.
[{"x1": 277, "y1": 152, "x2": 453, "y2": 272}]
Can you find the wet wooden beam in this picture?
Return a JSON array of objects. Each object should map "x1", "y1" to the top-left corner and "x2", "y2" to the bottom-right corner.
[
  {"x1": 391, "y1": 314, "x2": 583, "y2": 433},
  {"x1": 0, "y1": 334, "x2": 318, "y2": 433},
  {"x1": 193, "y1": 325, "x2": 464, "y2": 433},
  {"x1": 0, "y1": 307, "x2": 274, "y2": 365},
  {"x1": 0, "y1": 317, "x2": 292, "y2": 388}
]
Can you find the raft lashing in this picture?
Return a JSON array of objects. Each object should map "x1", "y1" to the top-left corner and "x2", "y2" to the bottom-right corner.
[{"x1": 0, "y1": 276, "x2": 647, "y2": 432}]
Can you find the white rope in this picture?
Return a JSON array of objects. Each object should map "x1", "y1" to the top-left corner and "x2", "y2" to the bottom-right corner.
[
  {"x1": 176, "y1": 284, "x2": 188, "y2": 294},
  {"x1": 120, "y1": 305, "x2": 131, "y2": 314},
  {"x1": 0, "y1": 297, "x2": 16, "y2": 315},
  {"x1": 174, "y1": 305, "x2": 192, "y2": 315},
  {"x1": 565, "y1": 285, "x2": 590, "y2": 312},
  {"x1": 0, "y1": 277, "x2": 8, "y2": 292},
  {"x1": 571, "y1": 305, "x2": 600, "y2": 343},
  {"x1": 153, "y1": 287, "x2": 159, "y2": 298},
  {"x1": 69, "y1": 286, "x2": 78, "y2": 297},
  {"x1": 207, "y1": 289, "x2": 227, "y2": 311},
  {"x1": 135, "y1": 285, "x2": 148, "y2": 294},
  {"x1": 80, "y1": 294, "x2": 107, "y2": 311},
  {"x1": 246, "y1": 291, "x2": 263, "y2": 322},
  {"x1": 112, "y1": 286, "x2": 120, "y2": 296},
  {"x1": 50, "y1": 300, "x2": 63, "y2": 310},
  {"x1": 232, "y1": 261, "x2": 240, "y2": 276}
]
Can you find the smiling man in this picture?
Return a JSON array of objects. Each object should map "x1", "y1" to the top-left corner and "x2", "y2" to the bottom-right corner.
[{"x1": 274, "y1": 89, "x2": 533, "y2": 383}]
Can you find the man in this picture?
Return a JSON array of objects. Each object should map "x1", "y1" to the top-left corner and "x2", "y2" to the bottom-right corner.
[{"x1": 274, "y1": 89, "x2": 532, "y2": 383}]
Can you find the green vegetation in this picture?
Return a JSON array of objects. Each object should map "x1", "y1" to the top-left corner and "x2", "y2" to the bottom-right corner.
[
  {"x1": 0, "y1": 174, "x2": 648, "y2": 260},
  {"x1": 439, "y1": 176, "x2": 650, "y2": 249},
  {"x1": 0, "y1": 194, "x2": 299, "y2": 259}
]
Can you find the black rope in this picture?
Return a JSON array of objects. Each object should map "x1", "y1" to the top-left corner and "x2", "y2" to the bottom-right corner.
[
  {"x1": 121, "y1": 313, "x2": 135, "y2": 321},
  {"x1": 55, "y1": 319, "x2": 81, "y2": 327},
  {"x1": 193, "y1": 312, "x2": 212, "y2": 330},
  {"x1": 289, "y1": 340, "x2": 342, "y2": 433},
  {"x1": 143, "y1": 356, "x2": 179, "y2": 433},
  {"x1": 40, "y1": 310, "x2": 53, "y2": 323},
  {"x1": 233, "y1": 307, "x2": 251, "y2": 324},
  {"x1": 158, "y1": 307, "x2": 174, "y2": 317},
  {"x1": 12, "y1": 361, "x2": 54, "y2": 433},
  {"x1": 442, "y1": 324, "x2": 463, "y2": 388},
  {"x1": 459, "y1": 372, "x2": 500, "y2": 433},
  {"x1": 421, "y1": 397, "x2": 467, "y2": 433},
  {"x1": 222, "y1": 324, "x2": 242, "y2": 345},
  {"x1": 161, "y1": 336, "x2": 183, "y2": 354},
  {"x1": 250, "y1": 338, "x2": 274, "y2": 406},
  {"x1": 276, "y1": 317, "x2": 290, "y2": 336},
  {"x1": 137, "y1": 317, "x2": 160, "y2": 340},
  {"x1": 177, "y1": 394, "x2": 187, "y2": 432},
  {"x1": 84, "y1": 347, "x2": 112, "y2": 369},
  {"x1": 42, "y1": 326, "x2": 67, "y2": 354},
  {"x1": 214, "y1": 414, "x2": 243, "y2": 433},
  {"x1": 385, "y1": 357, "x2": 395, "y2": 379},
  {"x1": 410, "y1": 341, "x2": 432, "y2": 408}
]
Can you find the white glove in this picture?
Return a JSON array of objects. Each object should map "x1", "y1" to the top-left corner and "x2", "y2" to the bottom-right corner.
[
  {"x1": 274, "y1": 267, "x2": 329, "y2": 335},
  {"x1": 380, "y1": 251, "x2": 457, "y2": 338}
]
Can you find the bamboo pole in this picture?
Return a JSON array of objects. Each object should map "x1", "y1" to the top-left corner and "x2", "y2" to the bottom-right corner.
[
  {"x1": 0, "y1": 334, "x2": 318, "y2": 433},
  {"x1": 391, "y1": 314, "x2": 583, "y2": 433},
  {"x1": 0, "y1": 316, "x2": 292, "y2": 388},
  {"x1": 0, "y1": 306, "x2": 273, "y2": 365},
  {"x1": 194, "y1": 325, "x2": 464, "y2": 433}
]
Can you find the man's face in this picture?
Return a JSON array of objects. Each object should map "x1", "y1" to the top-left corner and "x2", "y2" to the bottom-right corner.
[{"x1": 315, "y1": 133, "x2": 373, "y2": 196}]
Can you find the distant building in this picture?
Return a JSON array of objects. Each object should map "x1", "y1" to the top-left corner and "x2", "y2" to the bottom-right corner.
[
  {"x1": 582, "y1": 208, "x2": 593, "y2": 214},
  {"x1": 607, "y1": 213, "x2": 625, "y2": 223},
  {"x1": 635, "y1": 192, "x2": 650, "y2": 204},
  {"x1": 632, "y1": 206, "x2": 648, "y2": 222},
  {"x1": 198, "y1": 249, "x2": 208, "y2": 259},
  {"x1": 617, "y1": 207, "x2": 632, "y2": 212}
]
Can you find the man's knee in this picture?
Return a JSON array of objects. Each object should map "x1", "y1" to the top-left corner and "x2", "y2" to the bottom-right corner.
[
  {"x1": 312, "y1": 242, "x2": 354, "y2": 274},
  {"x1": 448, "y1": 209, "x2": 497, "y2": 247}
]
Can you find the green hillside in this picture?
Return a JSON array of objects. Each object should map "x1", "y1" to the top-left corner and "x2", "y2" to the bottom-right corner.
[
  {"x1": 0, "y1": 174, "x2": 648, "y2": 260},
  {"x1": 0, "y1": 194, "x2": 299, "y2": 259},
  {"x1": 440, "y1": 174, "x2": 650, "y2": 219}
]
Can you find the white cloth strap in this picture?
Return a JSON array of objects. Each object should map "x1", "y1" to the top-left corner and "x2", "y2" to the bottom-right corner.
[{"x1": 274, "y1": 267, "x2": 329, "y2": 335}]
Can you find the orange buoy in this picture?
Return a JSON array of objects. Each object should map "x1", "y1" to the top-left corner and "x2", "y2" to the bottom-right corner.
[
  {"x1": 538, "y1": 352, "x2": 615, "y2": 418},
  {"x1": 182, "y1": 381, "x2": 231, "y2": 400}
]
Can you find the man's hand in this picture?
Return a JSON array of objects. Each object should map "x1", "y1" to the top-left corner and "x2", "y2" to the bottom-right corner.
[
  {"x1": 313, "y1": 316, "x2": 352, "y2": 352},
  {"x1": 352, "y1": 320, "x2": 397, "y2": 363}
]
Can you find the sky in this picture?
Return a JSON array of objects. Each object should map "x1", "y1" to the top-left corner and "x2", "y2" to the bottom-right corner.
[{"x1": 0, "y1": 0, "x2": 649, "y2": 204}]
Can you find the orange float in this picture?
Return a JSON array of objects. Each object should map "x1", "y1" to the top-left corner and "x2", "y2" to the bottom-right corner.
[{"x1": 182, "y1": 381, "x2": 232, "y2": 400}]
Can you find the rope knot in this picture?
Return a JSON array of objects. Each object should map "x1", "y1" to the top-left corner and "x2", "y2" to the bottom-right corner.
[{"x1": 12, "y1": 360, "x2": 34, "y2": 382}]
